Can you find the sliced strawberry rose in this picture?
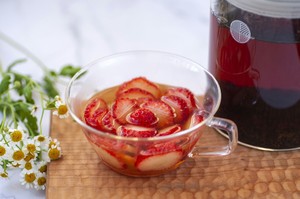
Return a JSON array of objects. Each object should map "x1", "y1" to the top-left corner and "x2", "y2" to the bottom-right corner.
[
  {"x1": 117, "y1": 77, "x2": 161, "y2": 99},
  {"x1": 117, "y1": 88, "x2": 155, "y2": 101},
  {"x1": 161, "y1": 95, "x2": 190, "y2": 123},
  {"x1": 84, "y1": 97, "x2": 108, "y2": 129},
  {"x1": 117, "y1": 125, "x2": 157, "y2": 138},
  {"x1": 126, "y1": 108, "x2": 158, "y2": 127},
  {"x1": 112, "y1": 98, "x2": 138, "y2": 124},
  {"x1": 156, "y1": 124, "x2": 182, "y2": 136},
  {"x1": 136, "y1": 142, "x2": 183, "y2": 171},
  {"x1": 165, "y1": 87, "x2": 197, "y2": 111},
  {"x1": 96, "y1": 147, "x2": 125, "y2": 169},
  {"x1": 140, "y1": 100, "x2": 175, "y2": 129}
]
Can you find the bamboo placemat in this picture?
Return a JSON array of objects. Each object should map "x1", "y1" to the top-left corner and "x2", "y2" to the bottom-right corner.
[{"x1": 46, "y1": 116, "x2": 300, "y2": 199}]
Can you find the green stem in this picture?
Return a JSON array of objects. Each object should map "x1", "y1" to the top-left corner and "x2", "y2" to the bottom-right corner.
[{"x1": 0, "y1": 31, "x2": 49, "y2": 73}]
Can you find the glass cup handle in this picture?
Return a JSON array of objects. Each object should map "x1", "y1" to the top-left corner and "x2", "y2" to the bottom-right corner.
[{"x1": 189, "y1": 117, "x2": 238, "y2": 157}]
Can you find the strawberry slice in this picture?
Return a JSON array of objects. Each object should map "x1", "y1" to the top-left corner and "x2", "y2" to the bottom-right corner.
[
  {"x1": 156, "y1": 124, "x2": 182, "y2": 136},
  {"x1": 189, "y1": 112, "x2": 204, "y2": 128},
  {"x1": 100, "y1": 111, "x2": 120, "y2": 134},
  {"x1": 84, "y1": 97, "x2": 108, "y2": 129},
  {"x1": 136, "y1": 142, "x2": 183, "y2": 171},
  {"x1": 118, "y1": 88, "x2": 155, "y2": 101},
  {"x1": 96, "y1": 147, "x2": 125, "y2": 169},
  {"x1": 118, "y1": 125, "x2": 157, "y2": 138},
  {"x1": 161, "y1": 95, "x2": 190, "y2": 123},
  {"x1": 135, "y1": 151, "x2": 182, "y2": 171},
  {"x1": 117, "y1": 77, "x2": 161, "y2": 99},
  {"x1": 140, "y1": 100, "x2": 174, "y2": 129},
  {"x1": 165, "y1": 87, "x2": 197, "y2": 111},
  {"x1": 126, "y1": 108, "x2": 158, "y2": 127},
  {"x1": 112, "y1": 98, "x2": 138, "y2": 124}
]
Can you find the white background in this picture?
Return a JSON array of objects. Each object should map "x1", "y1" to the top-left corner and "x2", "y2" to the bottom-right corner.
[{"x1": 0, "y1": 1, "x2": 210, "y2": 198}]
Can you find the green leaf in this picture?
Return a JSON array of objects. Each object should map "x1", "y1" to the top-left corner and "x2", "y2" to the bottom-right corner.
[
  {"x1": 14, "y1": 101, "x2": 38, "y2": 136},
  {"x1": 12, "y1": 73, "x2": 24, "y2": 95},
  {"x1": 0, "y1": 74, "x2": 11, "y2": 95},
  {"x1": 42, "y1": 76, "x2": 59, "y2": 99},
  {"x1": 59, "y1": 65, "x2": 81, "y2": 78},
  {"x1": 23, "y1": 83, "x2": 35, "y2": 104}
]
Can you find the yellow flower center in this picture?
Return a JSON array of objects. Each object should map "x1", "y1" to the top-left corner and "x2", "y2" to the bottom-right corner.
[
  {"x1": 25, "y1": 162, "x2": 33, "y2": 170},
  {"x1": 12, "y1": 150, "x2": 25, "y2": 161},
  {"x1": 37, "y1": 176, "x2": 46, "y2": 186},
  {"x1": 49, "y1": 141, "x2": 56, "y2": 148},
  {"x1": 25, "y1": 173, "x2": 36, "y2": 183},
  {"x1": 0, "y1": 172, "x2": 8, "y2": 178},
  {"x1": 39, "y1": 165, "x2": 47, "y2": 173},
  {"x1": 0, "y1": 146, "x2": 6, "y2": 156},
  {"x1": 27, "y1": 144, "x2": 36, "y2": 153},
  {"x1": 48, "y1": 148, "x2": 61, "y2": 160},
  {"x1": 24, "y1": 153, "x2": 35, "y2": 162},
  {"x1": 58, "y1": 105, "x2": 68, "y2": 115},
  {"x1": 10, "y1": 130, "x2": 23, "y2": 142},
  {"x1": 37, "y1": 136, "x2": 45, "y2": 142}
]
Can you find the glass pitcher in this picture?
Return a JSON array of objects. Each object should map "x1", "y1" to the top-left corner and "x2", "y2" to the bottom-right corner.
[{"x1": 208, "y1": 0, "x2": 300, "y2": 151}]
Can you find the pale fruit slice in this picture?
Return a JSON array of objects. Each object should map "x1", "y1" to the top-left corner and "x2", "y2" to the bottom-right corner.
[
  {"x1": 136, "y1": 151, "x2": 182, "y2": 171},
  {"x1": 96, "y1": 147, "x2": 125, "y2": 169}
]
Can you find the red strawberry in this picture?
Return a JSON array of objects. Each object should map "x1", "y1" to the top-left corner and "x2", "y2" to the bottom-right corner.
[
  {"x1": 100, "y1": 111, "x2": 120, "y2": 134},
  {"x1": 118, "y1": 125, "x2": 157, "y2": 138},
  {"x1": 96, "y1": 147, "x2": 125, "y2": 169},
  {"x1": 161, "y1": 95, "x2": 190, "y2": 123},
  {"x1": 117, "y1": 77, "x2": 161, "y2": 99},
  {"x1": 165, "y1": 87, "x2": 197, "y2": 111},
  {"x1": 135, "y1": 142, "x2": 183, "y2": 171},
  {"x1": 156, "y1": 124, "x2": 182, "y2": 136},
  {"x1": 84, "y1": 97, "x2": 108, "y2": 129},
  {"x1": 126, "y1": 108, "x2": 158, "y2": 127},
  {"x1": 118, "y1": 88, "x2": 155, "y2": 101},
  {"x1": 112, "y1": 98, "x2": 138, "y2": 124},
  {"x1": 140, "y1": 100, "x2": 174, "y2": 129}
]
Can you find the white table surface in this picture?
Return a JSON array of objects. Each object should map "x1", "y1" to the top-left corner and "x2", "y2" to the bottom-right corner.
[{"x1": 0, "y1": 1, "x2": 210, "y2": 198}]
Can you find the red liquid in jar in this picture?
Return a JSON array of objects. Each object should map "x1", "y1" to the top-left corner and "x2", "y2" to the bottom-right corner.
[{"x1": 208, "y1": 9, "x2": 300, "y2": 149}]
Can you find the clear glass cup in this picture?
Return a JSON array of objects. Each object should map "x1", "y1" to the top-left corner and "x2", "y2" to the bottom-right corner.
[{"x1": 65, "y1": 51, "x2": 238, "y2": 177}]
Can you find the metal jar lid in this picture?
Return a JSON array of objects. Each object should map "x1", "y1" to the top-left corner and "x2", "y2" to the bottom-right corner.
[{"x1": 227, "y1": 0, "x2": 300, "y2": 18}]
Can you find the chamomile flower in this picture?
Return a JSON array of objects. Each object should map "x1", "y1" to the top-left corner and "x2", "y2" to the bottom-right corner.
[
  {"x1": 23, "y1": 152, "x2": 36, "y2": 162},
  {"x1": 22, "y1": 139, "x2": 41, "y2": 155},
  {"x1": 0, "y1": 140, "x2": 11, "y2": 160},
  {"x1": 48, "y1": 145, "x2": 62, "y2": 161},
  {"x1": 36, "y1": 160, "x2": 47, "y2": 173},
  {"x1": 20, "y1": 169, "x2": 37, "y2": 189},
  {"x1": 20, "y1": 159, "x2": 36, "y2": 173},
  {"x1": 48, "y1": 137, "x2": 60, "y2": 148},
  {"x1": 8, "y1": 126, "x2": 28, "y2": 144},
  {"x1": 0, "y1": 167, "x2": 9, "y2": 179},
  {"x1": 53, "y1": 99, "x2": 69, "y2": 119},
  {"x1": 34, "y1": 135, "x2": 50, "y2": 151},
  {"x1": 34, "y1": 172, "x2": 47, "y2": 190},
  {"x1": 10, "y1": 147, "x2": 26, "y2": 165}
]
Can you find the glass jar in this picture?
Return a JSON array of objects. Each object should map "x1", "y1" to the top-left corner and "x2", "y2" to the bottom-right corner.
[{"x1": 208, "y1": 0, "x2": 300, "y2": 150}]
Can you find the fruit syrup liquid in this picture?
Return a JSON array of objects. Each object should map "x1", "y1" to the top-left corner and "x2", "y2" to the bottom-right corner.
[
  {"x1": 82, "y1": 83, "x2": 203, "y2": 176},
  {"x1": 208, "y1": 7, "x2": 300, "y2": 149}
]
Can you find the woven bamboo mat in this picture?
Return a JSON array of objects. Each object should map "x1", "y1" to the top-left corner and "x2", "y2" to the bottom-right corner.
[{"x1": 46, "y1": 116, "x2": 300, "y2": 199}]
